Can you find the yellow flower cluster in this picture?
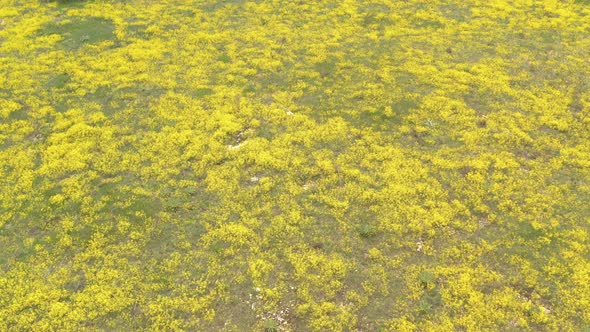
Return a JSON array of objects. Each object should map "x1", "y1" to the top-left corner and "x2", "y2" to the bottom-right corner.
[{"x1": 1, "y1": 0, "x2": 589, "y2": 330}]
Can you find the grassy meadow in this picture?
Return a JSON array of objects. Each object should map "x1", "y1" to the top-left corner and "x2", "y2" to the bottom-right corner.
[{"x1": 1, "y1": 0, "x2": 590, "y2": 330}]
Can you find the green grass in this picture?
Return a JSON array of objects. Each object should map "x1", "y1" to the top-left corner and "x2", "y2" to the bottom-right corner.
[{"x1": 40, "y1": 17, "x2": 117, "y2": 50}]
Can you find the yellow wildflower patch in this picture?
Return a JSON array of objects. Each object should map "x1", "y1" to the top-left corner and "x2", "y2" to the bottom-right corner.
[{"x1": 1, "y1": 0, "x2": 589, "y2": 330}]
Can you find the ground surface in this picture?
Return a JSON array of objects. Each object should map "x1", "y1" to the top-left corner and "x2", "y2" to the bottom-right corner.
[{"x1": 1, "y1": 0, "x2": 590, "y2": 331}]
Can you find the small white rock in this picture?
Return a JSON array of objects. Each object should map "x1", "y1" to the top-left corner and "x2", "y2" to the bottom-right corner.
[{"x1": 227, "y1": 142, "x2": 245, "y2": 150}]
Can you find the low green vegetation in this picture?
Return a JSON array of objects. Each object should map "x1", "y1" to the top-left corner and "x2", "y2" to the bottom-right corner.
[{"x1": 1, "y1": 0, "x2": 589, "y2": 331}]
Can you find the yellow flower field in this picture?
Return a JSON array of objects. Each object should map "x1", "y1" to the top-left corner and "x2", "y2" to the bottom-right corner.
[{"x1": 1, "y1": 0, "x2": 589, "y2": 330}]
